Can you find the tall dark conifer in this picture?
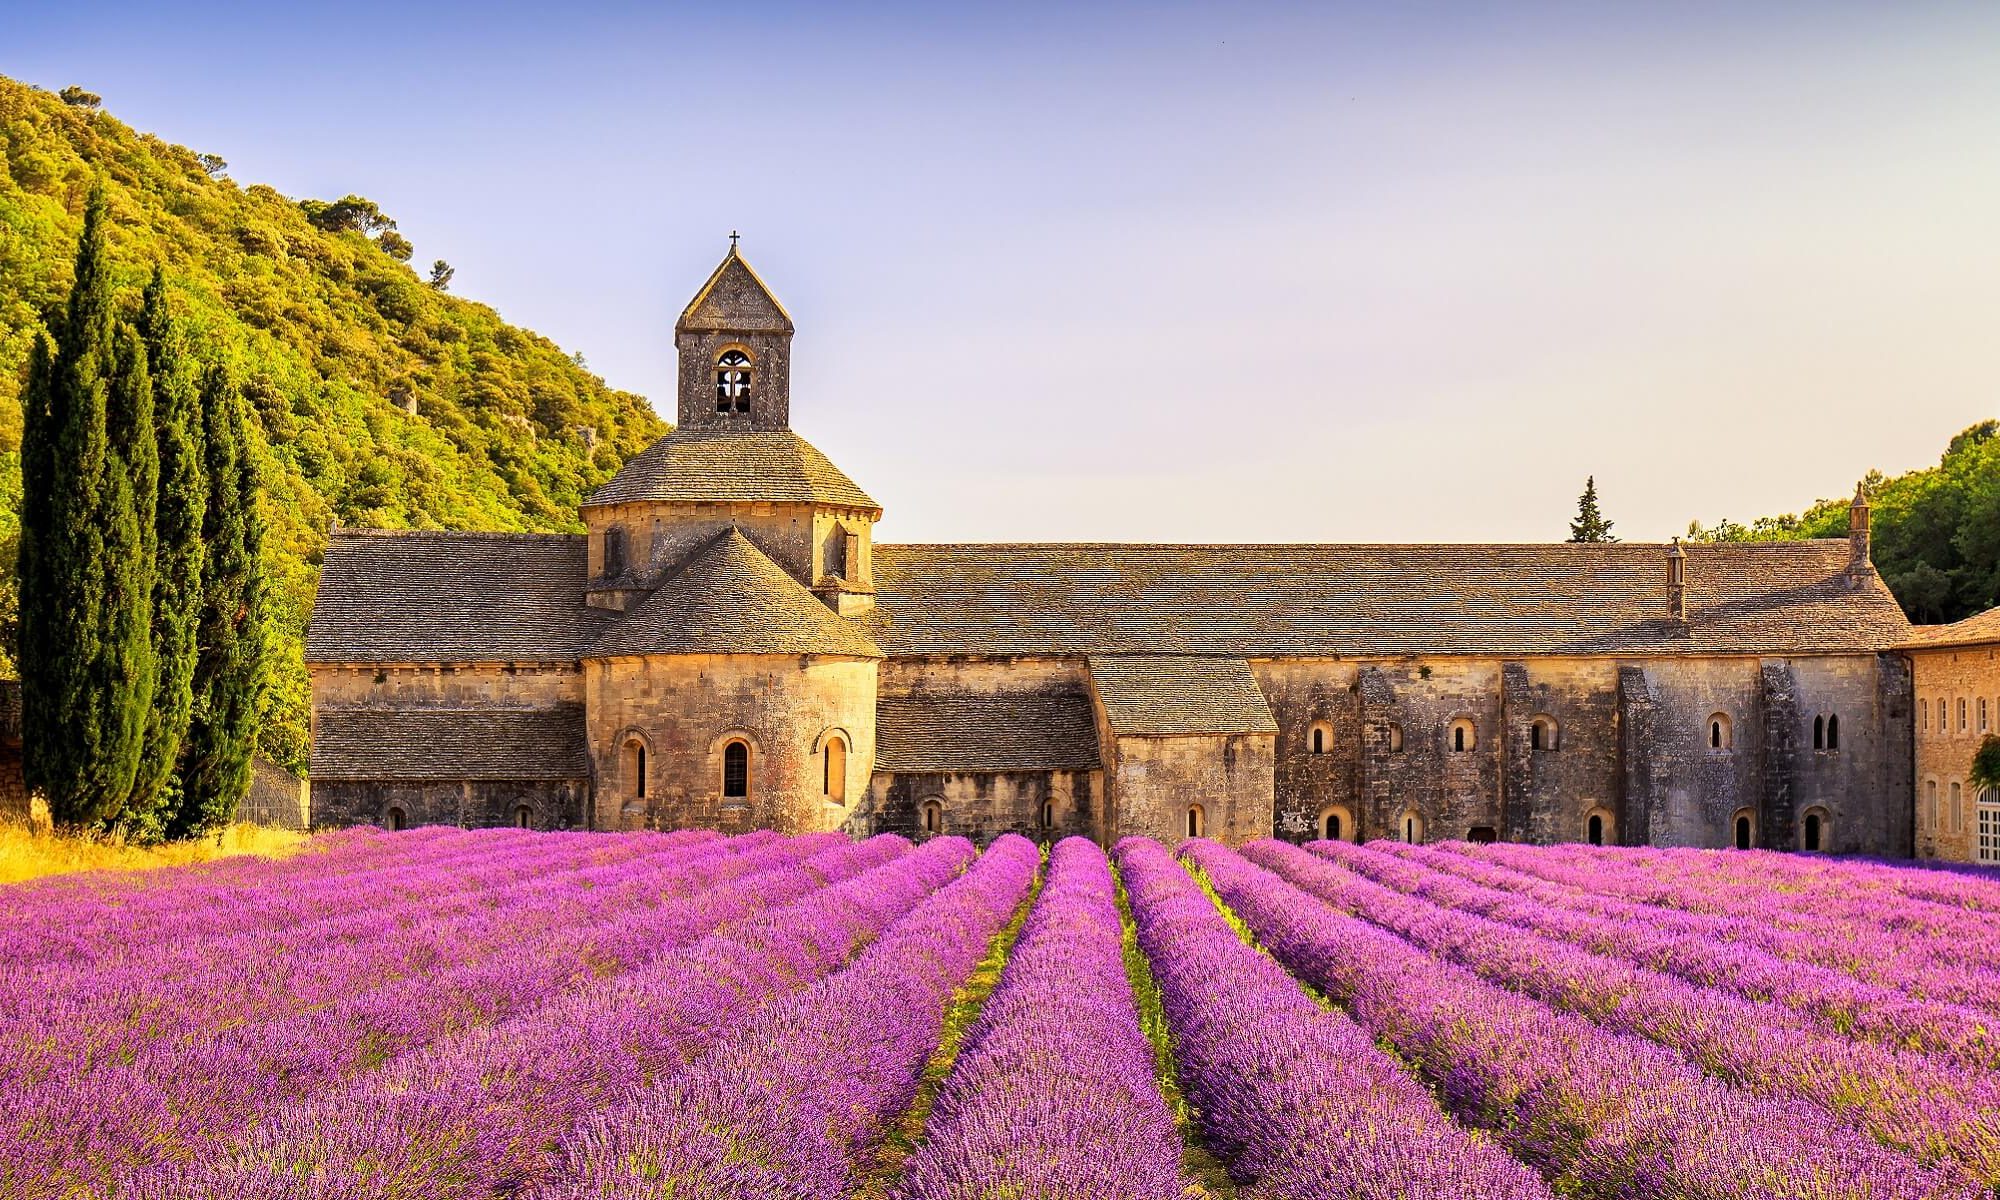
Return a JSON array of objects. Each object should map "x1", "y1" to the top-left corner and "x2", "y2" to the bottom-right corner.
[
  {"x1": 171, "y1": 365, "x2": 264, "y2": 839},
  {"x1": 1568, "y1": 476, "x2": 1618, "y2": 544},
  {"x1": 19, "y1": 182, "x2": 119, "y2": 825},
  {"x1": 130, "y1": 268, "x2": 205, "y2": 835},
  {"x1": 94, "y1": 322, "x2": 158, "y2": 827}
]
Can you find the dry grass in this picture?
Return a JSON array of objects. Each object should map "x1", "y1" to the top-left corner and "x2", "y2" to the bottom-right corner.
[{"x1": 0, "y1": 820, "x2": 310, "y2": 885}]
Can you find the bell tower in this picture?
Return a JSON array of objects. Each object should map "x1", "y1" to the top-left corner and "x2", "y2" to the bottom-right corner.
[{"x1": 675, "y1": 236, "x2": 794, "y2": 431}]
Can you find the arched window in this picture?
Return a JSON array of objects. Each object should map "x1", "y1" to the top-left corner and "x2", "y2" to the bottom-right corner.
[
  {"x1": 1951, "y1": 781, "x2": 1963, "y2": 834},
  {"x1": 1708, "y1": 713, "x2": 1733, "y2": 750},
  {"x1": 1448, "y1": 719, "x2": 1476, "y2": 753},
  {"x1": 514, "y1": 804, "x2": 533, "y2": 830},
  {"x1": 722, "y1": 740, "x2": 750, "y2": 799},
  {"x1": 1926, "y1": 779, "x2": 1939, "y2": 832},
  {"x1": 1401, "y1": 809, "x2": 1426, "y2": 843},
  {"x1": 1960, "y1": 698, "x2": 1969, "y2": 732},
  {"x1": 386, "y1": 806, "x2": 407, "y2": 832},
  {"x1": 624, "y1": 738, "x2": 647, "y2": 799},
  {"x1": 822, "y1": 734, "x2": 848, "y2": 804},
  {"x1": 1801, "y1": 807, "x2": 1828, "y2": 852},
  {"x1": 1530, "y1": 715, "x2": 1559, "y2": 752},
  {"x1": 1813, "y1": 715, "x2": 1825, "y2": 750},
  {"x1": 715, "y1": 349, "x2": 752, "y2": 414},
  {"x1": 921, "y1": 798, "x2": 943, "y2": 835},
  {"x1": 1732, "y1": 809, "x2": 1755, "y2": 850},
  {"x1": 1386, "y1": 723, "x2": 1404, "y2": 753},
  {"x1": 1040, "y1": 799, "x2": 1054, "y2": 830},
  {"x1": 1309, "y1": 720, "x2": 1334, "y2": 755},
  {"x1": 1317, "y1": 804, "x2": 1354, "y2": 843},
  {"x1": 1826, "y1": 714, "x2": 1839, "y2": 751},
  {"x1": 1981, "y1": 698, "x2": 1991, "y2": 733},
  {"x1": 1587, "y1": 813, "x2": 1605, "y2": 846},
  {"x1": 1186, "y1": 804, "x2": 1206, "y2": 839},
  {"x1": 1325, "y1": 810, "x2": 1341, "y2": 840},
  {"x1": 1921, "y1": 699, "x2": 1929, "y2": 732}
]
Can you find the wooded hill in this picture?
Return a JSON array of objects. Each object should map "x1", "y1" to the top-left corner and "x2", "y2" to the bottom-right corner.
[{"x1": 0, "y1": 75, "x2": 665, "y2": 773}]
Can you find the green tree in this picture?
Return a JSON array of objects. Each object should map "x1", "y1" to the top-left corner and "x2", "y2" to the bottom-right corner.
[
  {"x1": 170, "y1": 364, "x2": 265, "y2": 839},
  {"x1": 1567, "y1": 476, "x2": 1617, "y2": 543},
  {"x1": 130, "y1": 269, "x2": 207, "y2": 835},
  {"x1": 58, "y1": 86, "x2": 101, "y2": 109},
  {"x1": 18, "y1": 183, "x2": 127, "y2": 827},
  {"x1": 96, "y1": 317, "x2": 159, "y2": 833},
  {"x1": 1972, "y1": 735, "x2": 2000, "y2": 794},
  {"x1": 376, "y1": 229, "x2": 414, "y2": 262},
  {"x1": 428, "y1": 260, "x2": 454, "y2": 291},
  {"x1": 299, "y1": 194, "x2": 396, "y2": 236}
]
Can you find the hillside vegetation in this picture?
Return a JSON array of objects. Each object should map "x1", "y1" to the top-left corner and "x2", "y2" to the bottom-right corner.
[
  {"x1": 1687, "y1": 420, "x2": 2000, "y2": 626},
  {"x1": 0, "y1": 75, "x2": 666, "y2": 771}
]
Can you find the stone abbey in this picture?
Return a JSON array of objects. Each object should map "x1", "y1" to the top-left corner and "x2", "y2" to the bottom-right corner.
[{"x1": 306, "y1": 244, "x2": 1986, "y2": 855}]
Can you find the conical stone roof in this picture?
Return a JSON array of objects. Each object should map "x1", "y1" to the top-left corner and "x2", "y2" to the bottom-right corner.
[
  {"x1": 589, "y1": 528, "x2": 882, "y2": 659},
  {"x1": 585, "y1": 427, "x2": 879, "y2": 511}
]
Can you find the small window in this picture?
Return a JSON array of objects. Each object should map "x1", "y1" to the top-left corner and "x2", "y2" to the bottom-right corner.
[
  {"x1": 921, "y1": 798, "x2": 943, "y2": 835},
  {"x1": 1588, "y1": 814, "x2": 1604, "y2": 845},
  {"x1": 1960, "y1": 698, "x2": 1969, "y2": 733},
  {"x1": 1926, "y1": 779, "x2": 1939, "y2": 832},
  {"x1": 1708, "y1": 713, "x2": 1733, "y2": 750},
  {"x1": 1813, "y1": 715, "x2": 1825, "y2": 750},
  {"x1": 1448, "y1": 719, "x2": 1476, "y2": 753},
  {"x1": 1040, "y1": 799, "x2": 1054, "y2": 830},
  {"x1": 1801, "y1": 808, "x2": 1828, "y2": 852},
  {"x1": 822, "y1": 734, "x2": 847, "y2": 804},
  {"x1": 722, "y1": 740, "x2": 749, "y2": 799},
  {"x1": 1827, "y1": 713, "x2": 1839, "y2": 750},
  {"x1": 1981, "y1": 699, "x2": 1990, "y2": 733},
  {"x1": 1318, "y1": 804, "x2": 1354, "y2": 843},
  {"x1": 1401, "y1": 810, "x2": 1426, "y2": 843},
  {"x1": 1386, "y1": 723, "x2": 1404, "y2": 753},
  {"x1": 387, "y1": 806, "x2": 407, "y2": 832},
  {"x1": 715, "y1": 349, "x2": 752, "y2": 414},
  {"x1": 1530, "y1": 715, "x2": 1559, "y2": 752},
  {"x1": 1186, "y1": 804, "x2": 1206, "y2": 839},
  {"x1": 1309, "y1": 721, "x2": 1332, "y2": 756},
  {"x1": 1921, "y1": 699, "x2": 1929, "y2": 732},
  {"x1": 1732, "y1": 809, "x2": 1755, "y2": 850},
  {"x1": 1466, "y1": 826, "x2": 1497, "y2": 844},
  {"x1": 624, "y1": 739, "x2": 648, "y2": 800},
  {"x1": 1951, "y1": 782, "x2": 1963, "y2": 834},
  {"x1": 514, "y1": 804, "x2": 533, "y2": 829}
]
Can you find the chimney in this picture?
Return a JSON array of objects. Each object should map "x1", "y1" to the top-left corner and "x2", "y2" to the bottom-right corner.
[
  {"x1": 1666, "y1": 538, "x2": 1688, "y2": 625},
  {"x1": 1847, "y1": 481, "x2": 1873, "y2": 584}
]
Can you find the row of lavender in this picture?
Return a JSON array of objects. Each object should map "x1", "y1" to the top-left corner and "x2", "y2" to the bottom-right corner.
[{"x1": 10, "y1": 831, "x2": 2000, "y2": 1199}]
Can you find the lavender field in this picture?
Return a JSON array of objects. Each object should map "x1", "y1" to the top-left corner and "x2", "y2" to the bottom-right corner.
[{"x1": 4, "y1": 829, "x2": 1999, "y2": 1200}]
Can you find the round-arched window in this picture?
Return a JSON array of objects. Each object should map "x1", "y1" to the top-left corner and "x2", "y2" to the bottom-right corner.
[
  {"x1": 1401, "y1": 809, "x2": 1426, "y2": 843},
  {"x1": 1318, "y1": 803, "x2": 1355, "y2": 843},
  {"x1": 1732, "y1": 808, "x2": 1756, "y2": 850},
  {"x1": 514, "y1": 804, "x2": 533, "y2": 829},
  {"x1": 722, "y1": 740, "x2": 750, "y2": 799},
  {"x1": 1530, "y1": 715, "x2": 1559, "y2": 752},
  {"x1": 1709, "y1": 713, "x2": 1733, "y2": 750},
  {"x1": 1448, "y1": 719, "x2": 1477, "y2": 754},
  {"x1": 386, "y1": 806, "x2": 407, "y2": 832},
  {"x1": 1186, "y1": 804, "x2": 1206, "y2": 839},
  {"x1": 921, "y1": 798, "x2": 944, "y2": 835},
  {"x1": 715, "y1": 349, "x2": 753, "y2": 414}
]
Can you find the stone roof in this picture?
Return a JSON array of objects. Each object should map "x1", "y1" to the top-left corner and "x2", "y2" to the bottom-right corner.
[
  {"x1": 677, "y1": 248, "x2": 793, "y2": 334},
  {"x1": 588, "y1": 529, "x2": 882, "y2": 659},
  {"x1": 868, "y1": 541, "x2": 1912, "y2": 658},
  {"x1": 311, "y1": 706, "x2": 588, "y2": 780},
  {"x1": 307, "y1": 531, "x2": 609, "y2": 664},
  {"x1": 875, "y1": 693, "x2": 1102, "y2": 772},
  {"x1": 1088, "y1": 656, "x2": 1279, "y2": 737},
  {"x1": 1900, "y1": 605, "x2": 2000, "y2": 649},
  {"x1": 585, "y1": 428, "x2": 878, "y2": 511}
]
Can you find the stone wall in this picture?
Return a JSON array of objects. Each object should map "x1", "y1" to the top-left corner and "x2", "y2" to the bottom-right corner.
[
  {"x1": 858, "y1": 768, "x2": 1101, "y2": 843},
  {"x1": 1106, "y1": 733, "x2": 1274, "y2": 846},
  {"x1": 310, "y1": 662, "x2": 583, "y2": 709},
  {"x1": 312, "y1": 778, "x2": 587, "y2": 830},
  {"x1": 583, "y1": 502, "x2": 875, "y2": 600},
  {"x1": 1911, "y1": 642, "x2": 2000, "y2": 861},
  {"x1": 239, "y1": 757, "x2": 310, "y2": 830},
  {"x1": 585, "y1": 652, "x2": 876, "y2": 834}
]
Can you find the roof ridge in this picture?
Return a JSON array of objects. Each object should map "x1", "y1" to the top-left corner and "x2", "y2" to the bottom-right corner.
[
  {"x1": 328, "y1": 528, "x2": 585, "y2": 543},
  {"x1": 872, "y1": 540, "x2": 1851, "y2": 551}
]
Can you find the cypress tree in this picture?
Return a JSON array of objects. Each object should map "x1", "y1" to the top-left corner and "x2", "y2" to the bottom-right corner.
[
  {"x1": 93, "y1": 322, "x2": 158, "y2": 829},
  {"x1": 170, "y1": 365, "x2": 265, "y2": 839},
  {"x1": 129, "y1": 269, "x2": 207, "y2": 835},
  {"x1": 1568, "y1": 476, "x2": 1618, "y2": 544},
  {"x1": 19, "y1": 182, "x2": 119, "y2": 826}
]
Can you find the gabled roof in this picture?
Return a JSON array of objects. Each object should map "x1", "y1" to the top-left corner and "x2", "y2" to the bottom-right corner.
[
  {"x1": 312, "y1": 706, "x2": 588, "y2": 780},
  {"x1": 1900, "y1": 605, "x2": 2000, "y2": 649},
  {"x1": 585, "y1": 428, "x2": 879, "y2": 511},
  {"x1": 1088, "y1": 656, "x2": 1279, "y2": 737},
  {"x1": 875, "y1": 693, "x2": 1102, "y2": 772},
  {"x1": 867, "y1": 541, "x2": 1911, "y2": 658},
  {"x1": 589, "y1": 529, "x2": 882, "y2": 659},
  {"x1": 307, "y1": 531, "x2": 609, "y2": 664},
  {"x1": 676, "y1": 247, "x2": 793, "y2": 335}
]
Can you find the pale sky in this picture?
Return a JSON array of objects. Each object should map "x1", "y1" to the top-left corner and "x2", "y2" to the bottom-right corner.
[{"x1": 13, "y1": 2, "x2": 2000, "y2": 544}]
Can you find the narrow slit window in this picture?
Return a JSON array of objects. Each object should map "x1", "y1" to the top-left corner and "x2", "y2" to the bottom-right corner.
[{"x1": 1826, "y1": 714, "x2": 1839, "y2": 750}]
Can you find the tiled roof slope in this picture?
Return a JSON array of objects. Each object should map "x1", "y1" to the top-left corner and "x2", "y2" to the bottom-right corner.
[
  {"x1": 875, "y1": 693, "x2": 1102, "y2": 772},
  {"x1": 307, "y1": 531, "x2": 609, "y2": 663},
  {"x1": 586, "y1": 428, "x2": 878, "y2": 510},
  {"x1": 1900, "y1": 605, "x2": 2000, "y2": 649},
  {"x1": 868, "y1": 541, "x2": 1911, "y2": 658},
  {"x1": 1088, "y1": 656, "x2": 1279, "y2": 736},
  {"x1": 589, "y1": 529, "x2": 882, "y2": 658},
  {"x1": 312, "y1": 706, "x2": 588, "y2": 780}
]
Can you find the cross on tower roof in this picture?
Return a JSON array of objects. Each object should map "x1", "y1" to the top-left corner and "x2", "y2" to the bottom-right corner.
[{"x1": 729, "y1": 230, "x2": 740, "y2": 252}]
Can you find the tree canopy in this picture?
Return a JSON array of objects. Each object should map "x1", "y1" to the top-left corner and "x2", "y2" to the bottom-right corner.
[
  {"x1": 1567, "y1": 476, "x2": 1617, "y2": 543},
  {"x1": 0, "y1": 74, "x2": 664, "y2": 773}
]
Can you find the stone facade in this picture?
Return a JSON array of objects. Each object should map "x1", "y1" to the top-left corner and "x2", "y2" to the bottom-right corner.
[
  {"x1": 1904, "y1": 610, "x2": 2000, "y2": 862},
  {"x1": 302, "y1": 245, "x2": 1928, "y2": 854}
]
